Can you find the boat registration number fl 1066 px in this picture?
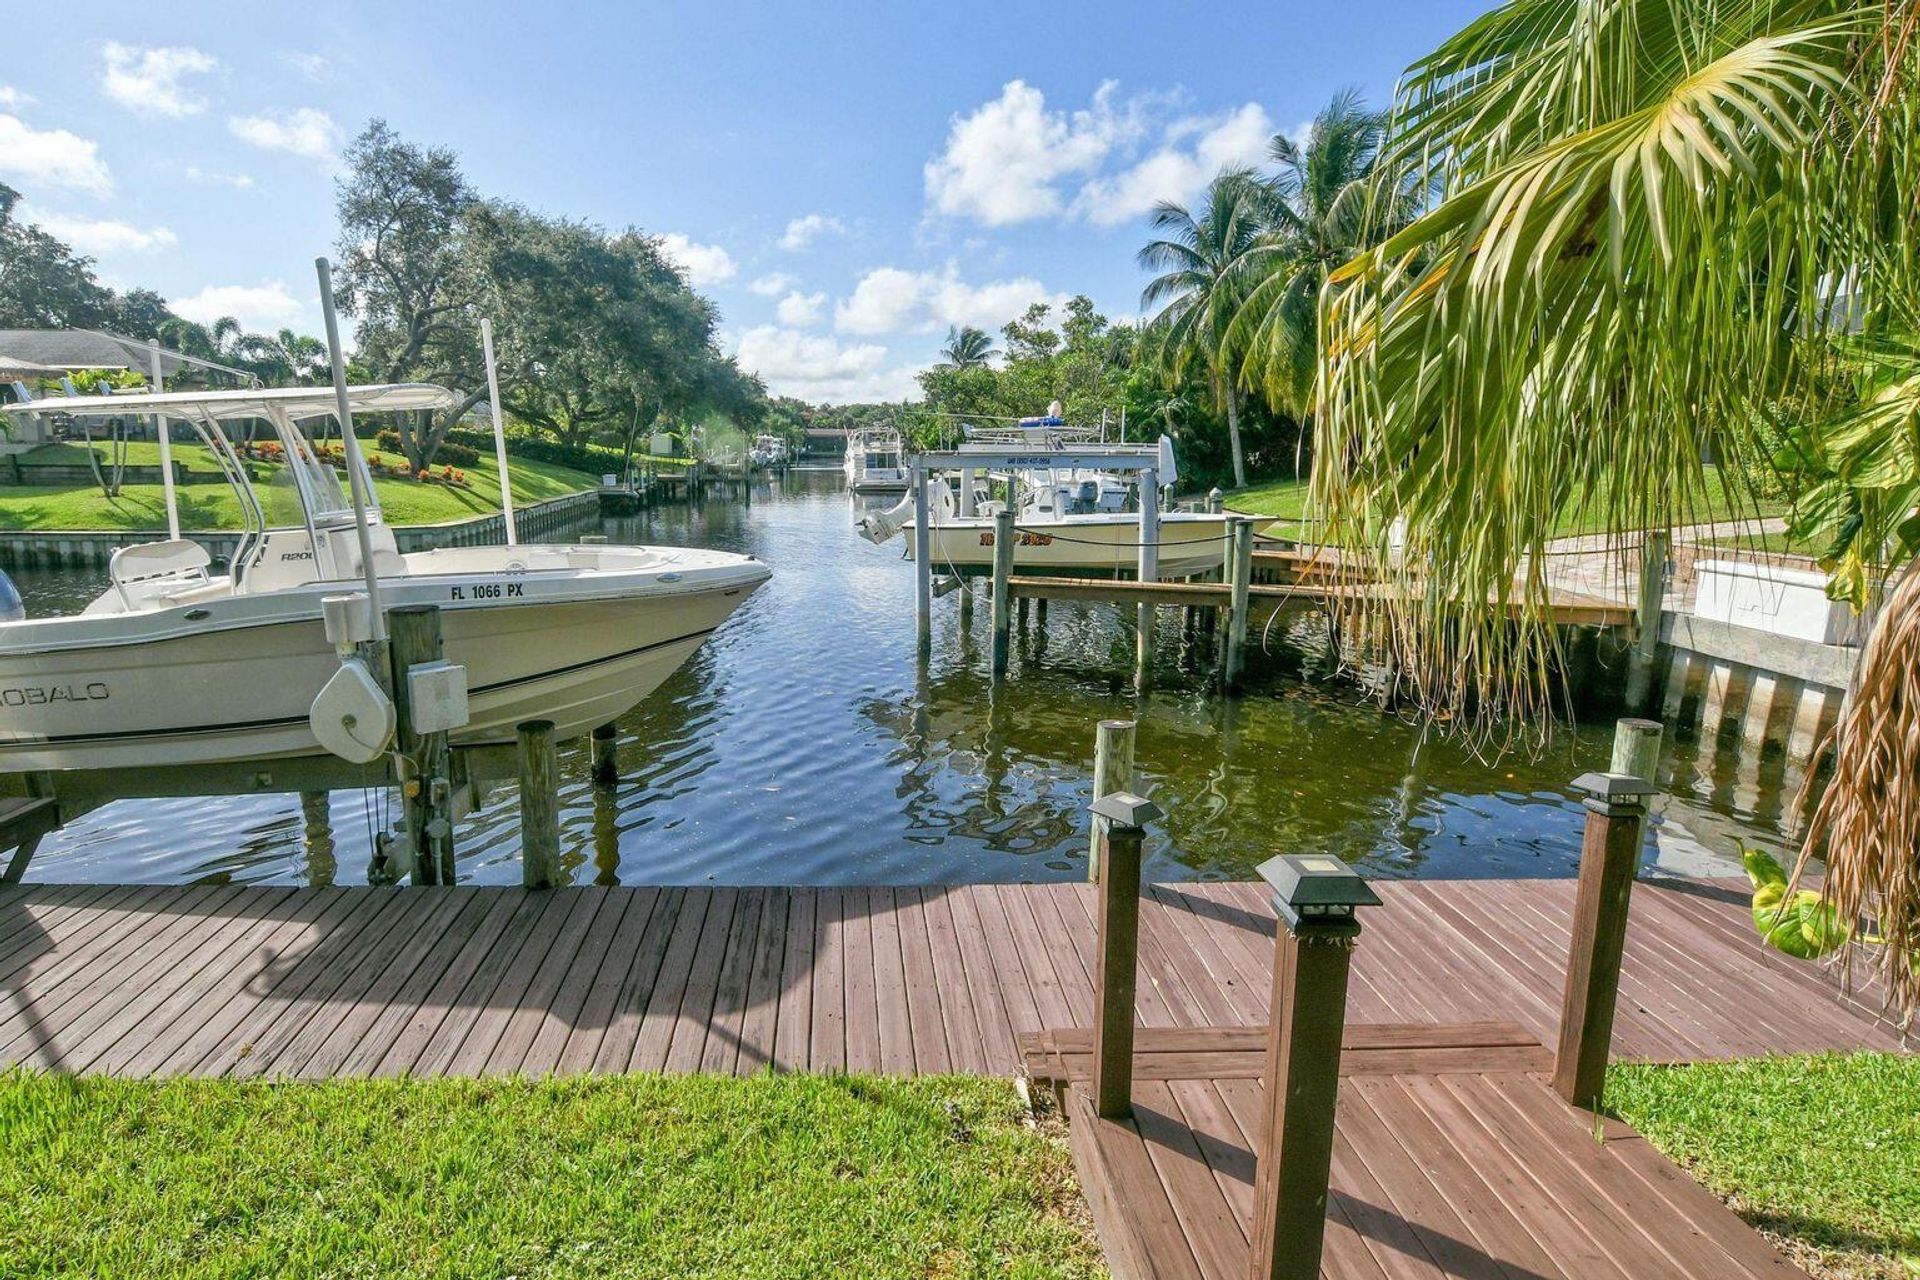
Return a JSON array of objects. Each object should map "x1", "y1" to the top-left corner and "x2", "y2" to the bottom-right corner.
[
  {"x1": 449, "y1": 582, "x2": 526, "y2": 601},
  {"x1": 3, "y1": 683, "x2": 110, "y2": 706}
]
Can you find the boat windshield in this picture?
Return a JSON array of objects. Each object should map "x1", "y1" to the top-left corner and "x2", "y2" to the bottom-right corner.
[{"x1": 866, "y1": 450, "x2": 899, "y2": 469}]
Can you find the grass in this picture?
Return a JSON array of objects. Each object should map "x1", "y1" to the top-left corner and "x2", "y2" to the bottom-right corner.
[
  {"x1": 0, "y1": 451, "x2": 598, "y2": 531},
  {"x1": 1610, "y1": 1053, "x2": 1920, "y2": 1280},
  {"x1": 0, "y1": 1070, "x2": 1104, "y2": 1280},
  {"x1": 1222, "y1": 466, "x2": 1789, "y2": 538}
]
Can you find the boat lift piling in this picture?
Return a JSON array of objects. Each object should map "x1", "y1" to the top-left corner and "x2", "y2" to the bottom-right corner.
[
  {"x1": 1133, "y1": 467, "x2": 1159, "y2": 693},
  {"x1": 990, "y1": 508, "x2": 1016, "y2": 675}
]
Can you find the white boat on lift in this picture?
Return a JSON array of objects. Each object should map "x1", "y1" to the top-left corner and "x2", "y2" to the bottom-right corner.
[
  {"x1": 858, "y1": 433, "x2": 1253, "y2": 577},
  {"x1": 0, "y1": 384, "x2": 769, "y2": 774},
  {"x1": 843, "y1": 427, "x2": 910, "y2": 493}
]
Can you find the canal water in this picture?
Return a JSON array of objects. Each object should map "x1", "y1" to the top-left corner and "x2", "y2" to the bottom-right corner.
[{"x1": 9, "y1": 469, "x2": 1790, "y2": 887}]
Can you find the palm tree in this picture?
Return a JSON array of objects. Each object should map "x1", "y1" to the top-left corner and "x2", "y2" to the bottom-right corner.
[
  {"x1": 1317, "y1": 0, "x2": 1920, "y2": 1010},
  {"x1": 1231, "y1": 89, "x2": 1414, "y2": 421},
  {"x1": 938, "y1": 324, "x2": 997, "y2": 369},
  {"x1": 1138, "y1": 168, "x2": 1275, "y2": 487}
]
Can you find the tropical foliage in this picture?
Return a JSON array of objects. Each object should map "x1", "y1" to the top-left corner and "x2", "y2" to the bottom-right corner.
[
  {"x1": 335, "y1": 121, "x2": 765, "y2": 472},
  {"x1": 937, "y1": 324, "x2": 997, "y2": 369},
  {"x1": 0, "y1": 182, "x2": 327, "y2": 387},
  {"x1": 1307, "y1": 0, "x2": 1920, "y2": 1010}
]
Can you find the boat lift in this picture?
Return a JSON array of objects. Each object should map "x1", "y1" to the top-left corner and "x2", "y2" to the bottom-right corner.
[{"x1": 904, "y1": 442, "x2": 1174, "y2": 661}]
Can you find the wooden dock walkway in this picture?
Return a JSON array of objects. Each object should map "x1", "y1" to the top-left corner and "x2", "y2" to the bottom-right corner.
[
  {"x1": 0, "y1": 876, "x2": 1900, "y2": 1079},
  {"x1": 1007, "y1": 575, "x2": 1636, "y2": 628}
]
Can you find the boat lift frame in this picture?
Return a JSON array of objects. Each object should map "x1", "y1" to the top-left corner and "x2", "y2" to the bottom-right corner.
[{"x1": 906, "y1": 444, "x2": 1169, "y2": 656}]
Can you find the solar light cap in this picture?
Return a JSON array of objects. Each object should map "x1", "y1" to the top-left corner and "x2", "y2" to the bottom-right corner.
[{"x1": 1090, "y1": 790, "x2": 1163, "y2": 828}]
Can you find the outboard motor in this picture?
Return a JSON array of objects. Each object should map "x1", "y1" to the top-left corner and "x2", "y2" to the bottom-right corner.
[
  {"x1": 0, "y1": 569, "x2": 24, "y2": 623},
  {"x1": 1071, "y1": 479, "x2": 1099, "y2": 514}
]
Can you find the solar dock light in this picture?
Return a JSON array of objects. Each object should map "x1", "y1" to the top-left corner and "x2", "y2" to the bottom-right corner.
[
  {"x1": 1087, "y1": 789, "x2": 1163, "y2": 1120},
  {"x1": 1250, "y1": 852, "x2": 1380, "y2": 1280}
]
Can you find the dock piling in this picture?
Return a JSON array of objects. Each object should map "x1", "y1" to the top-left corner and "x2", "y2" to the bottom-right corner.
[
  {"x1": 1134, "y1": 468, "x2": 1159, "y2": 693},
  {"x1": 990, "y1": 509, "x2": 1016, "y2": 675},
  {"x1": 1624, "y1": 532, "x2": 1670, "y2": 712},
  {"x1": 1087, "y1": 718, "x2": 1137, "y2": 881},
  {"x1": 1552, "y1": 756, "x2": 1659, "y2": 1109},
  {"x1": 913, "y1": 466, "x2": 933, "y2": 657},
  {"x1": 1223, "y1": 516, "x2": 1254, "y2": 689},
  {"x1": 388, "y1": 605, "x2": 455, "y2": 886},
  {"x1": 1089, "y1": 790, "x2": 1160, "y2": 1119},
  {"x1": 591, "y1": 722, "x2": 619, "y2": 788},
  {"x1": 1249, "y1": 854, "x2": 1380, "y2": 1280},
  {"x1": 517, "y1": 719, "x2": 561, "y2": 890}
]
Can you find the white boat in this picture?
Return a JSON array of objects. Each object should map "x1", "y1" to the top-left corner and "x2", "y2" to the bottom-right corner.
[
  {"x1": 843, "y1": 427, "x2": 910, "y2": 492},
  {"x1": 857, "y1": 433, "x2": 1251, "y2": 577},
  {"x1": 0, "y1": 384, "x2": 769, "y2": 773},
  {"x1": 750, "y1": 435, "x2": 789, "y2": 468}
]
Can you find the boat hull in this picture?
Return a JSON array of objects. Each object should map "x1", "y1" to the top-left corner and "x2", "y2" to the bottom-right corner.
[
  {"x1": 908, "y1": 514, "x2": 1240, "y2": 577},
  {"x1": 0, "y1": 556, "x2": 766, "y2": 773}
]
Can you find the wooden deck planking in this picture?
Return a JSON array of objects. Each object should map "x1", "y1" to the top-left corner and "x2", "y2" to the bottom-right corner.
[{"x1": 0, "y1": 876, "x2": 1905, "y2": 1080}]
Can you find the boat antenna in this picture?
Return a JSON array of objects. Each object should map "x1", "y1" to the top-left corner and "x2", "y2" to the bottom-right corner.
[
  {"x1": 315, "y1": 256, "x2": 388, "y2": 641},
  {"x1": 480, "y1": 317, "x2": 517, "y2": 546}
]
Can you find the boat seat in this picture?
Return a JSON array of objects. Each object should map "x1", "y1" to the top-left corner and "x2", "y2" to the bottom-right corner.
[{"x1": 107, "y1": 539, "x2": 211, "y2": 609}]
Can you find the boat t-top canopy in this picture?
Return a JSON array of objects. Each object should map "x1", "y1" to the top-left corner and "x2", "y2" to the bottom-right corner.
[
  {"x1": 911, "y1": 437, "x2": 1177, "y2": 478},
  {"x1": 0, "y1": 383, "x2": 455, "y2": 423}
]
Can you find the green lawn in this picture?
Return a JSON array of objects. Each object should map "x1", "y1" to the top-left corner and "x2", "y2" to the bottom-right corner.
[
  {"x1": 0, "y1": 1071, "x2": 1104, "y2": 1280},
  {"x1": 0, "y1": 451, "x2": 598, "y2": 531},
  {"x1": 1222, "y1": 467, "x2": 1789, "y2": 538},
  {"x1": 1610, "y1": 1054, "x2": 1920, "y2": 1280}
]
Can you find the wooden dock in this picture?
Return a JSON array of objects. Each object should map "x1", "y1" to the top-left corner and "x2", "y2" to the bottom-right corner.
[
  {"x1": 0, "y1": 876, "x2": 1899, "y2": 1079},
  {"x1": 1007, "y1": 574, "x2": 1636, "y2": 628}
]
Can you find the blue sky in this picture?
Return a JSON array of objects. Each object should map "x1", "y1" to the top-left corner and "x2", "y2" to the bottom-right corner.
[{"x1": 2, "y1": 0, "x2": 1491, "y2": 402}]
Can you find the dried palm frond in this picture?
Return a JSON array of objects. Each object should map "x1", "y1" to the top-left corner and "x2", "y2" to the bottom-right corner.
[{"x1": 1793, "y1": 556, "x2": 1920, "y2": 1016}]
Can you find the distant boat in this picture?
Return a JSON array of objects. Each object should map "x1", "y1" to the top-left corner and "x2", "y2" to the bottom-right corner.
[
  {"x1": 844, "y1": 427, "x2": 910, "y2": 493},
  {"x1": 0, "y1": 384, "x2": 769, "y2": 773}
]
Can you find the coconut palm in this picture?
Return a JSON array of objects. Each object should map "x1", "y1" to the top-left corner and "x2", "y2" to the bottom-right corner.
[
  {"x1": 1138, "y1": 168, "x2": 1275, "y2": 487},
  {"x1": 1317, "y1": 0, "x2": 1920, "y2": 1009},
  {"x1": 1232, "y1": 89, "x2": 1415, "y2": 420},
  {"x1": 938, "y1": 324, "x2": 998, "y2": 369}
]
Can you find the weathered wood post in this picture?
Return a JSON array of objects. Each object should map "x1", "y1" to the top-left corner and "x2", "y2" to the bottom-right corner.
[
  {"x1": 517, "y1": 718, "x2": 561, "y2": 890},
  {"x1": 1087, "y1": 718, "x2": 1137, "y2": 881},
  {"x1": 1552, "y1": 751, "x2": 1659, "y2": 1110},
  {"x1": 1223, "y1": 516, "x2": 1255, "y2": 690},
  {"x1": 1249, "y1": 853, "x2": 1381, "y2": 1280},
  {"x1": 990, "y1": 508, "x2": 1016, "y2": 675},
  {"x1": 913, "y1": 465, "x2": 934, "y2": 657},
  {"x1": 591, "y1": 722, "x2": 619, "y2": 788},
  {"x1": 1623, "y1": 531, "x2": 1670, "y2": 712},
  {"x1": 1135, "y1": 467, "x2": 1160, "y2": 693},
  {"x1": 1610, "y1": 715, "x2": 1664, "y2": 783},
  {"x1": 1089, "y1": 790, "x2": 1162, "y2": 1119},
  {"x1": 388, "y1": 604, "x2": 455, "y2": 886},
  {"x1": 300, "y1": 790, "x2": 336, "y2": 889}
]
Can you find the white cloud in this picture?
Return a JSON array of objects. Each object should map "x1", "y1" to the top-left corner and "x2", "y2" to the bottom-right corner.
[
  {"x1": 656, "y1": 232, "x2": 738, "y2": 287},
  {"x1": 1074, "y1": 103, "x2": 1274, "y2": 227},
  {"x1": 775, "y1": 290, "x2": 828, "y2": 327},
  {"x1": 0, "y1": 86, "x2": 31, "y2": 109},
  {"x1": 170, "y1": 280, "x2": 304, "y2": 330},
  {"x1": 836, "y1": 264, "x2": 1064, "y2": 337},
  {"x1": 0, "y1": 114, "x2": 112, "y2": 196},
  {"x1": 924, "y1": 80, "x2": 1145, "y2": 226},
  {"x1": 779, "y1": 213, "x2": 847, "y2": 251},
  {"x1": 100, "y1": 43, "x2": 218, "y2": 118},
  {"x1": 31, "y1": 212, "x2": 177, "y2": 255},
  {"x1": 732, "y1": 325, "x2": 918, "y2": 404},
  {"x1": 748, "y1": 272, "x2": 797, "y2": 296},
  {"x1": 283, "y1": 52, "x2": 332, "y2": 83},
  {"x1": 228, "y1": 107, "x2": 341, "y2": 162},
  {"x1": 184, "y1": 165, "x2": 254, "y2": 189}
]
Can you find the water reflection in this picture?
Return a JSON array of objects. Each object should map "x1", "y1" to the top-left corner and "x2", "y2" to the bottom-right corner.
[{"x1": 8, "y1": 468, "x2": 1781, "y2": 886}]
